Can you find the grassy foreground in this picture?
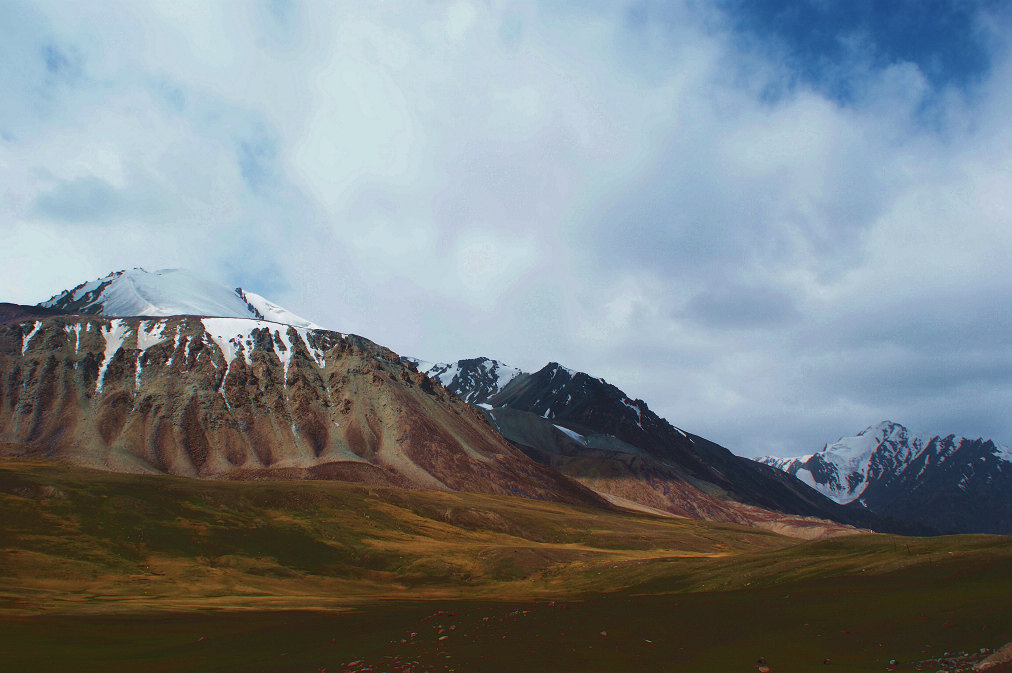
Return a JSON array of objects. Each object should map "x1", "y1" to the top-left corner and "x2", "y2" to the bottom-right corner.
[{"x1": 1, "y1": 459, "x2": 1011, "y2": 672}]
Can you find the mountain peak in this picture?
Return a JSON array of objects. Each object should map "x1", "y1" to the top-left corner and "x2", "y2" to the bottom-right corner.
[
  {"x1": 39, "y1": 268, "x2": 319, "y2": 328},
  {"x1": 856, "y1": 420, "x2": 907, "y2": 438},
  {"x1": 409, "y1": 356, "x2": 523, "y2": 406},
  {"x1": 757, "y1": 422, "x2": 1012, "y2": 533},
  {"x1": 541, "y1": 362, "x2": 576, "y2": 378}
]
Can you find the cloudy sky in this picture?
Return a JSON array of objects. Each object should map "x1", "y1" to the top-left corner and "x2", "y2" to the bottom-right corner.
[{"x1": 3, "y1": 0, "x2": 1011, "y2": 457}]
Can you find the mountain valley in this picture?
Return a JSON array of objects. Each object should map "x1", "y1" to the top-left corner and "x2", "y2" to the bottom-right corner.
[
  {"x1": 2, "y1": 459, "x2": 1011, "y2": 673},
  {"x1": 2, "y1": 268, "x2": 1011, "y2": 672}
]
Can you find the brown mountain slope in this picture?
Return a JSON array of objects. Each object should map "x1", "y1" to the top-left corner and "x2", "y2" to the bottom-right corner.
[{"x1": 0, "y1": 314, "x2": 602, "y2": 507}]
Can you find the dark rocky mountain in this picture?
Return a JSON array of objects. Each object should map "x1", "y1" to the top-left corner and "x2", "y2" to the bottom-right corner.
[
  {"x1": 410, "y1": 358, "x2": 928, "y2": 535},
  {"x1": 0, "y1": 274, "x2": 603, "y2": 508},
  {"x1": 757, "y1": 421, "x2": 1012, "y2": 534}
]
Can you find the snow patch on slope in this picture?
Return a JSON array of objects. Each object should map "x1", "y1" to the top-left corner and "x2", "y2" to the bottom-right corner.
[
  {"x1": 64, "y1": 323, "x2": 82, "y2": 354},
  {"x1": 203, "y1": 318, "x2": 259, "y2": 366},
  {"x1": 200, "y1": 318, "x2": 329, "y2": 374},
  {"x1": 96, "y1": 319, "x2": 129, "y2": 391},
  {"x1": 620, "y1": 397, "x2": 643, "y2": 428},
  {"x1": 136, "y1": 320, "x2": 167, "y2": 351},
  {"x1": 485, "y1": 358, "x2": 522, "y2": 390},
  {"x1": 429, "y1": 362, "x2": 460, "y2": 388},
  {"x1": 793, "y1": 467, "x2": 819, "y2": 491},
  {"x1": 553, "y1": 424, "x2": 588, "y2": 445},
  {"x1": 21, "y1": 321, "x2": 43, "y2": 355}
]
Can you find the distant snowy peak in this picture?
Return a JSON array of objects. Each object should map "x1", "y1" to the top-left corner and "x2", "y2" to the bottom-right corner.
[
  {"x1": 40, "y1": 268, "x2": 320, "y2": 328},
  {"x1": 758, "y1": 454, "x2": 810, "y2": 473},
  {"x1": 756, "y1": 421, "x2": 1012, "y2": 506},
  {"x1": 755, "y1": 420, "x2": 926, "y2": 504},
  {"x1": 405, "y1": 356, "x2": 523, "y2": 405}
]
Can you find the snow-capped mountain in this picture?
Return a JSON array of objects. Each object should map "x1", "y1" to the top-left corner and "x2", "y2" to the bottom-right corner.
[
  {"x1": 757, "y1": 422, "x2": 923, "y2": 505},
  {"x1": 40, "y1": 268, "x2": 319, "y2": 328},
  {"x1": 0, "y1": 272, "x2": 602, "y2": 507},
  {"x1": 756, "y1": 421, "x2": 1012, "y2": 534},
  {"x1": 405, "y1": 357, "x2": 920, "y2": 534}
]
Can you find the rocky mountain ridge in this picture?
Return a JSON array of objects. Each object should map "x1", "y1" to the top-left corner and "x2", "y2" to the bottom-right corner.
[{"x1": 408, "y1": 357, "x2": 925, "y2": 535}]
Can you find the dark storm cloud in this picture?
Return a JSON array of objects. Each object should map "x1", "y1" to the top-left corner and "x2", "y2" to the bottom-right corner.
[
  {"x1": 814, "y1": 287, "x2": 1012, "y2": 354},
  {"x1": 683, "y1": 282, "x2": 800, "y2": 329}
]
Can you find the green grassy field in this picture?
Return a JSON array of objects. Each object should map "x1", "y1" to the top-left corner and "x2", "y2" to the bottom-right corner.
[{"x1": 1, "y1": 459, "x2": 1011, "y2": 672}]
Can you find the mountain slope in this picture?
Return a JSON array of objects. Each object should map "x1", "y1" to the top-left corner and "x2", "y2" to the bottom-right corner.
[
  {"x1": 410, "y1": 358, "x2": 922, "y2": 534},
  {"x1": 40, "y1": 268, "x2": 319, "y2": 327},
  {"x1": 1, "y1": 278, "x2": 602, "y2": 508},
  {"x1": 756, "y1": 421, "x2": 1012, "y2": 534}
]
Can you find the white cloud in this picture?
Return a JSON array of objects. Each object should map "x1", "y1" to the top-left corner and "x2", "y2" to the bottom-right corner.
[{"x1": 2, "y1": 0, "x2": 1011, "y2": 457}]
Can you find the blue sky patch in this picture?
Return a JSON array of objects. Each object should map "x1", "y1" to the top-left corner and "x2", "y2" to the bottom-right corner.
[{"x1": 720, "y1": 0, "x2": 1007, "y2": 101}]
